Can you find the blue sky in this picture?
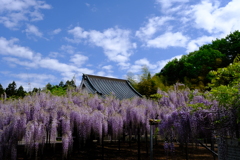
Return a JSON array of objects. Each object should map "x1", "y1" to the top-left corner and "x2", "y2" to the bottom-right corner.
[{"x1": 0, "y1": 0, "x2": 240, "y2": 90}]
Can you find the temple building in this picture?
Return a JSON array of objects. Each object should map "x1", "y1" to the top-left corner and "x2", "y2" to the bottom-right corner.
[{"x1": 80, "y1": 74, "x2": 142, "y2": 100}]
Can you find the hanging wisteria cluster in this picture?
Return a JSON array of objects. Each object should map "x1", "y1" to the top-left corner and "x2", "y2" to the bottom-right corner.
[{"x1": 0, "y1": 84, "x2": 239, "y2": 159}]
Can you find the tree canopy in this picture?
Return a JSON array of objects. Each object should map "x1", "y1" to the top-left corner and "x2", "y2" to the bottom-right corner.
[{"x1": 157, "y1": 30, "x2": 240, "y2": 90}]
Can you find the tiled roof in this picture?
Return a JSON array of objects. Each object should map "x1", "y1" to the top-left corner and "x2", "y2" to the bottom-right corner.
[{"x1": 80, "y1": 74, "x2": 142, "y2": 100}]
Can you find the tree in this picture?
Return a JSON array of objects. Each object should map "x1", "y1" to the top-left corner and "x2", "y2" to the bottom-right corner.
[
  {"x1": 0, "y1": 84, "x2": 4, "y2": 96},
  {"x1": 136, "y1": 66, "x2": 158, "y2": 98},
  {"x1": 59, "y1": 81, "x2": 64, "y2": 87},
  {"x1": 64, "y1": 79, "x2": 76, "y2": 89},
  {"x1": 200, "y1": 30, "x2": 240, "y2": 66},
  {"x1": 208, "y1": 54, "x2": 240, "y2": 88},
  {"x1": 32, "y1": 87, "x2": 41, "y2": 93},
  {"x1": 16, "y1": 85, "x2": 26, "y2": 98},
  {"x1": 45, "y1": 83, "x2": 53, "y2": 91},
  {"x1": 5, "y1": 81, "x2": 17, "y2": 98},
  {"x1": 51, "y1": 87, "x2": 66, "y2": 96}
]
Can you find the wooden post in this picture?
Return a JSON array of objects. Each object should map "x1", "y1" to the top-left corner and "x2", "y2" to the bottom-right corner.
[{"x1": 149, "y1": 119, "x2": 160, "y2": 160}]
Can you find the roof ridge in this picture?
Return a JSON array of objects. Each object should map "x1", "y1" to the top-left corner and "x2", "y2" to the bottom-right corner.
[{"x1": 84, "y1": 74, "x2": 127, "y2": 81}]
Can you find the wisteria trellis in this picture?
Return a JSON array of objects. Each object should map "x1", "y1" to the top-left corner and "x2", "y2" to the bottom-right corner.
[{"x1": 0, "y1": 84, "x2": 239, "y2": 159}]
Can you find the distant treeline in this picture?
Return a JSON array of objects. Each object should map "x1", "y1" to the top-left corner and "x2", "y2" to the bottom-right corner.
[
  {"x1": 0, "y1": 79, "x2": 76, "y2": 99},
  {"x1": 1, "y1": 31, "x2": 240, "y2": 99},
  {"x1": 156, "y1": 30, "x2": 240, "y2": 90},
  {"x1": 128, "y1": 30, "x2": 240, "y2": 97}
]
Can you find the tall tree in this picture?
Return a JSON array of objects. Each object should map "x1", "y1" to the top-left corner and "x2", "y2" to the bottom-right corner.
[
  {"x1": 0, "y1": 84, "x2": 5, "y2": 96},
  {"x1": 17, "y1": 85, "x2": 26, "y2": 98},
  {"x1": 65, "y1": 79, "x2": 76, "y2": 88},
  {"x1": 5, "y1": 81, "x2": 17, "y2": 98},
  {"x1": 208, "y1": 54, "x2": 240, "y2": 88},
  {"x1": 59, "y1": 81, "x2": 64, "y2": 87},
  {"x1": 136, "y1": 66, "x2": 158, "y2": 98},
  {"x1": 157, "y1": 31, "x2": 240, "y2": 89},
  {"x1": 45, "y1": 83, "x2": 53, "y2": 90}
]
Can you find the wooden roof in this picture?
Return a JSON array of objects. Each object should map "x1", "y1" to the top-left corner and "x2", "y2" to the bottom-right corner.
[{"x1": 80, "y1": 74, "x2": 142, "y2": 100}]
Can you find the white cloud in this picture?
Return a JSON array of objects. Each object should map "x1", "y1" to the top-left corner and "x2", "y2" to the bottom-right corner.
[
  {"x1": 136, "y1": 16, "x2": 174, "y2": 39},
  {"x1": 102, "y1": 65, "x2": 112, "y2": 71},
  {"x1": 15, "y1": 73, "x2": 55, "y2": 81},
  {"x1": 186, "y1": 35, "x2": 215, "y2": 53},
  {"x1": 153, "y1": 55, "x2": 183, "y2": 73},
  {"x1": 68, "y1": 27, "x2": 135, "y2": 68},
  {"x1": 128, "y1": 55, "x2": 183, "y2": 75},
  {"x1": 60, "y1": 45, "x2": 76, "y2": 54},
  {"x1": 52, "y1": 28, "x2": 61, "y2": 35},
  {"x1": 38, "y1": 58, "x2": 94, "y2": 80},
  {"x1": 128, "y1": 58, "x2": 158, "y2": 74},
  {"x1": 68, "y1": 27, "x2": 89, "y2": 40},
  {"x1": 146, "y1": 32, "x2": 189, "y2": 48},
  {"x1": 0, "y1": 0, "x2": 51, "y2": 29},
  {"x1": 96, "y1": 71, "x2": 105, "y2": 76},
  {"x1": 0, "y1": 36, "x2": 94, "y2": 81},
  {"x1": 70, "y1": 54, "x2": 88, "y2": 67},
  {"x1": 3, "y1": 57, "x2": 37, "y2": 68},
  {"x1": 155, "y1": 0, "x2": 189, "y2": 12},
  {"x1": 25, "y1": 24, "x2": 42, "y2": 37},
  {"x1": 49, "y1": 52, "x2": 60, "y2": 58},
  {"x1": 11, "y1": 73, "x2": 56, "y2": 90},
  {"x1": 0, "y1": 37, "x2": 34, "y2": 59},
  {"x1": 189, "y1": 0, "x2": 240, "y2": 35}
]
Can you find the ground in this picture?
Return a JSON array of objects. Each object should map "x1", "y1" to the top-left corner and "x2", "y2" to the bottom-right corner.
[{"x1": 16, "y1": 141, "x2": 218, "y2": 160}]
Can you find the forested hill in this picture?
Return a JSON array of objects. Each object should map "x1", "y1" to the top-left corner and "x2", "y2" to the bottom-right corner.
[{"x1": 156, "y1": 30, "x2": 240, "y2": 90}]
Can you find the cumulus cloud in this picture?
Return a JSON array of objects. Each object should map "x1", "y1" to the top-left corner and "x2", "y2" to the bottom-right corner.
[
  {"x1": 186, "y1": 35, "x2": 215, "y2": 53},
  {"x1": 0, "y1": 37, "x2": 34, "y2": 59},
  {"x1": 102, "y1": 65, "x2": 112, "y2": 71},
  {"x1": 70, "y1": 54, "x2": 88, "y2": 67},
  {"x1": 136, "y1": 15, "x2": 188, "y2": 49},
  {"x1": 153, "y1": 55, "x2": 183, "y2": 73},
  {"x1": 146, "y1": 32, "x2": 189, "y2": 48},
  {"x1": 52, "y1": 28, "x2": 61, "y2": 35},
  {"x1": 155, "y1": 0, "x2": 189, "y2": 12},
  {"x1": 136, "y1": 16, "x2": 174, "y2": 39},
  {"x1": 128, "y1": 58, "x2": 154, "y2": 73},
  {"x1": 10, "y1": 73, "x2": 56, "y2": 90},
  {"x1": 24, "y1": 24, "x2": 42, "y2": 37},
  {"x1": 68, "y1": 27, "x2": 89, "y2": 40},
  {"x1": 60, "y1": 45, "x2": 76, "y2": 54},
  {"x1": 3, "y1": 57, "x2": 37, "y2": 68},
  {"x1": 128, "y1": 55, "x2": 183, "y2": 75},
  {"x1": 38, "y1": 58, "x2": 93, "y2": 77},
  {"x1": 0, "y1": 0, "x2": 51, "y2": 29},
  {"x1": 67, "y1": 26, "x2": 135, "y2": 68},
  {"x1": 189, "y1": 0, "x2": 240, "y2": 35},
  {"x1": 1, "y1": 36, "x2": 94, "y2": 82}
]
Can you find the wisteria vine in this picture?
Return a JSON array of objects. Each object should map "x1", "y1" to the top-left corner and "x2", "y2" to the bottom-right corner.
[{"x1": 0, "y1": 84, "x2": 239, "y2": 159}]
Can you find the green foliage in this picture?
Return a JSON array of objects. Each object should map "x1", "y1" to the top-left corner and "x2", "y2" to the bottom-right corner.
[
  {"x1": 136, "y1": 66, "x2": 158, "y2": 98},
  {"x1": 64, "y1": 79, "x2": 76, "y2": 88},
  {"x1": 0, "y1": 84, "x2": 4, "y2": 96},
  {"x1": 45, "y1": 83, "x2": 53, "y2": 90},
  {"x1": 16, "y1": 86, "x2": 26, "y2": 98},
  {"x1": 157, "y1": 30, "x2": 240, "y2": 90},
  {"x1": 208, "y1": 55, "x2": 240, "y2": 88},
  {"x1": 127, "y1": 66, "x2": 159, "y2": 98},
  {"x1": 150, "y1": 93, "x2": 163, "y2": 101},
  {"x1": 43, "y1": 78, "x2": 77, "y2": 96},
  {"x1": 126, "y1": 72, "x2": 138, "y2": 89},
  {"x1": 210, "y1": 85, "x2": 239, "y2": 109},
  {"x1": 152, "y1": 75, "x2": 169, "y2": 91},
  {"x1": 200, "y1": 30, "x2": 240, "y2": 65},
  {"x1": 188, "y1": 103, "x2": 212, "y2": 113},
  {"x1": 5, "y1": 81, "x2": 17, "y2": 98},
  {"x1": 51, "y1": 87, "x2": 66, "y2": 96}
]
